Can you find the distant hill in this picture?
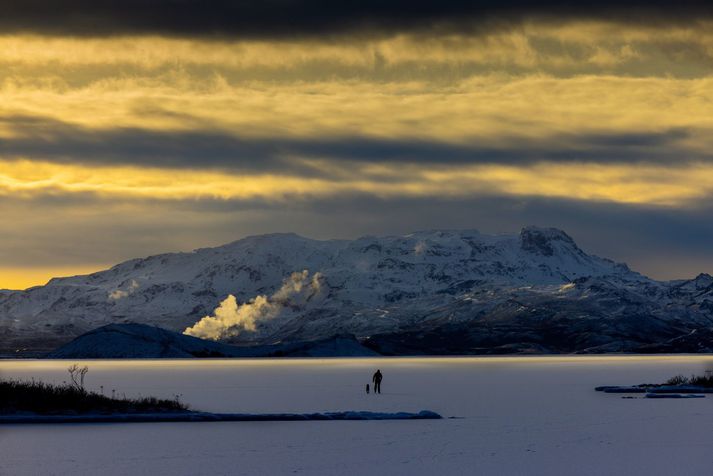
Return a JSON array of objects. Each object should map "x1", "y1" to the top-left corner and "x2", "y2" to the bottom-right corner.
[
  {"x1": 46, "y1": 323, "x2": 379, "y2": 359},
  {"x1": 3, "y1": 226, "x2": 713, "y2": 355}
]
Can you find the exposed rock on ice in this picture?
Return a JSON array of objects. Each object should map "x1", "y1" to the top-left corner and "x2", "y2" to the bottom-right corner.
[{"x1": 0, "y1": 410, "x2": 442, "y2": 424}]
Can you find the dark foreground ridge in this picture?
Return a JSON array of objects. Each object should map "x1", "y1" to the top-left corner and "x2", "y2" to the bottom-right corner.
[{"x1": 0, "y1": 410, "x2": 442, "y2": 424}]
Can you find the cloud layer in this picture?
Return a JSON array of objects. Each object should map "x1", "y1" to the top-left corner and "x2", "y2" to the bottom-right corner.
[
  {"x1": 2, "y1": 1, "x2": 712, "y2": 37},
  {"x1": 3, "y1": 13, "x2": 713, "y2": 288}
]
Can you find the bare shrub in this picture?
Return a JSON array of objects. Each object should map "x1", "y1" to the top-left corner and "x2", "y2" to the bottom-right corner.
[{"x1": 67, "y1": 364, "x2": 89, "y2": 390}]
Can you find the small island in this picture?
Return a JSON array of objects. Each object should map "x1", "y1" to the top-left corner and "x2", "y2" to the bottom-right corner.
[
  {"x1": 1, "y1": 364, "x2": 189, "y2": 418},
  {"x1": 596, "y1": 372, "x2": 713, "y2": 398}
]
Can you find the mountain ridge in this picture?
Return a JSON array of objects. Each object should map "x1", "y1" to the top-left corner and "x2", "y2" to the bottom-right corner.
[{"x1": 2, "y1": 226, "x2": 712, "y2": 355}]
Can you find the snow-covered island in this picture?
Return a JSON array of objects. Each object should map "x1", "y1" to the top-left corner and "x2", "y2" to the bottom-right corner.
[
  {"x1": 0, "y1": 370, "x2": 189, "y2": 417},
  {"x1": 596, "y1": 372, "x2": 713, "y2": 398}
]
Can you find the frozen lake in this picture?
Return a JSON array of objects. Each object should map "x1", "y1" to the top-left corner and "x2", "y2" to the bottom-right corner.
[{"x1": 3, "y1": 356, "x2": 713, "y2": 475}]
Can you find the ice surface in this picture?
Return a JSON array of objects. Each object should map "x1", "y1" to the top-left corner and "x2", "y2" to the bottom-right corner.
[{"x1": 2, "y1": 356, "x2": 713, "y2": 475}]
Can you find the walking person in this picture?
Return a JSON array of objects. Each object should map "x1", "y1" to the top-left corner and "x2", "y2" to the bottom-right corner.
[{"x1": 372, "y1": 369, "x2": 383, "y2": 394}]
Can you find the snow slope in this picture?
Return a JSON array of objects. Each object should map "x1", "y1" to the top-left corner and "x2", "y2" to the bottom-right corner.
[{"x1": 2, "y1": 227, "x2": 712, "y2": 354}]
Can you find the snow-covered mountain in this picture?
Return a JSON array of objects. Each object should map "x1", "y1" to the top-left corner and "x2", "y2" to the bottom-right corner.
[{"x1": 2, "y1": 226, "x2": 713, "y2": 354}]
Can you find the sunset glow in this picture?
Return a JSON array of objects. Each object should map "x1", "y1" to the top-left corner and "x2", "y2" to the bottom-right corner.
[{"x1": 2, "y1": 7, "x2": 713, "y2": 288}]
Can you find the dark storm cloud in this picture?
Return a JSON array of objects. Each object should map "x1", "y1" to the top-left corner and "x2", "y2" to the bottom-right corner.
[
  {"x1": 309, "y1": 193, "x2": 713, "y2": 280},
  {"x1": 1, "y1": 1, "x2": 712, "y2": 38},
  {"x1": 0, "y1": 115, "x2": 704, "y2": 171}
]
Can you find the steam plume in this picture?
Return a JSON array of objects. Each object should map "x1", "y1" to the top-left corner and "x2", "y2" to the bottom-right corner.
[
  {"x1": 108, "y1": 279, "x2": 139, "y2": 301},
  {"x1": 183, "y1": 270, "x2": 322, "y2": 340}
]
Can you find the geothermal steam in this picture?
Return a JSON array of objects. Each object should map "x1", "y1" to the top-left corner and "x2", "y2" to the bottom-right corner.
[
  {"x1": 183, "y1": 270, "x2": 322, "y2": 340},
  {"x1": 108, "y1": 279, "x2": 139, "y2": 301}
]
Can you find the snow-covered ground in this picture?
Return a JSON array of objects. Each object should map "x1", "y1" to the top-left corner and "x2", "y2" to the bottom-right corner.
[{"x1": 3, "y1": 356, "x2": 713, "y2": 475}]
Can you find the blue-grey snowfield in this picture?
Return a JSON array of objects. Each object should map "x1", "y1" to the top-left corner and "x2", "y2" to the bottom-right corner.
[{"x1": 3, "y1": 226, "x2": 713, "y2": 355}]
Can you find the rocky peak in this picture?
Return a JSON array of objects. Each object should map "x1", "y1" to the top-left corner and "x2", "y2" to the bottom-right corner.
[
  {"x1": 519, "y1": 226, "x2": 578, "y2": 256},
  {"x1": 693, "y1": 273, "x2": 713, "y2": 288}
]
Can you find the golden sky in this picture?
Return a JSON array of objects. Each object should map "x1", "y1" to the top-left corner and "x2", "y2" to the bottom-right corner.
[{"x1": 2, "y1": 14, "x2": 713, "y2": 288}]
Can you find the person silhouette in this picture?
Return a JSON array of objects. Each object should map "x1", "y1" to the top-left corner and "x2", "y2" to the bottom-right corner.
[{"x1": 372, "y1": 369, "x2": 383, "y2": 394}]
